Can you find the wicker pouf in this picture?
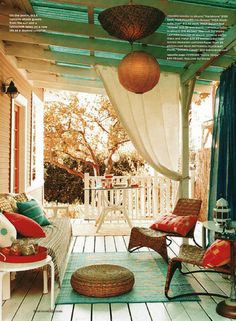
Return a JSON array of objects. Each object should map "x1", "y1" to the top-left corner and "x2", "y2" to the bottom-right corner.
[{"x1": 70, "y1": 264, "x2": 135, "y2": 297}]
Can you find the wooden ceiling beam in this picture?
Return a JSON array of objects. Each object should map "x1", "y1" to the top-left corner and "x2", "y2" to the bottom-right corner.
[
  {"x1": 4, "y1": 41, "x2": 224, "y2": 81},
  {"x1": 28, "y1": 73, "x2": 104, "y2": 88},
  {"x1": 60, "y1": 1, "x2": 234, "y2": 25},
  {"x1": 0, "y1": 5, "x2": 165, "y2": 46},
  {"x1": 0, "y1": 29, "x2": 166, "y2": 59},
  {"x1": 45, "y1": 0, "x2": 236, "y2": 25},
  {"x1": 32, "y1": 80, "x2": 106, "y2": 94},
  {"x1": 181, "y1": 25, "x2": 236, "y2": 84},
  {"x1": 5, "y1": 41, "x2": 234, "y2": 71},
  {"x1": 5, "y1": 42, "x2": 121, "y2": 66},
  {"x1": 17, "y1": 57, "x2": 98, "y2": 78},
  {"x1": 6, "y1": 42, "x2": 183, "y2": 74},
  {"x1": 15, "y1": 0, "x2": 34, "y2": 14}
]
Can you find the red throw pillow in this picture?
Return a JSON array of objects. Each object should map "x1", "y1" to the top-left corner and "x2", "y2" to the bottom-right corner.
[
  {"x1": 150, "y1": 214, "x2": 197, "y2": 236},
  {"x1": 202, "y1": 239, "x2": 230, "y2": 268},
  {"x1": 3, "y1": 211, "x2": 46, "y2": 238}
]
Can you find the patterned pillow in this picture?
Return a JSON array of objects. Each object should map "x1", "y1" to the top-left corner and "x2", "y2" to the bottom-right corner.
[
  {"x1": 16, "y1": 199, "x2": 51, "y2": 226},
  {"x1": 0, "y1": 197, "x2": 14, "y2": 212},
  {"x1": 7, "y1": 193, "x2": 30, "y2": 212},
  {"x1": 3, "y1": 211, "x2": 46, "y2": 238},
  {"x1": 13, "y1": 192, "x2": 29, "y2": 203},
  {"x1": 150, "y1": 214, "x2": 197, "y2": 236},
  {"x1": 202, "y1": 239, "x2": 230, "y2": 268},
  {"x1": 0, "y1": 213, "x2": 17, "y2": 247}
]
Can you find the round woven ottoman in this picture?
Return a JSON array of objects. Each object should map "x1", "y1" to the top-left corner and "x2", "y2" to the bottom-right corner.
[{"x1": 70, "y1": 264, "x2": 135, "y2": 297}]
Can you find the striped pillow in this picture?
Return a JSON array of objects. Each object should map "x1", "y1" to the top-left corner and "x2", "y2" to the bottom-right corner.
[{"x1": 17, "y1": 199, "x2": 51, "y2": 226}]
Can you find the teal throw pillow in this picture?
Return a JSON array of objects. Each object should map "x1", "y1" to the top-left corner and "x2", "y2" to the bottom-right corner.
[{"x1": 16, "y1": 199, "x2": 51, "y2": 226}]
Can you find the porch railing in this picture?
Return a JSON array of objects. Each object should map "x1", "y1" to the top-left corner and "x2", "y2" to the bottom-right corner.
[{"x1": 83, "y1": 173, "x2": 178, "y2": 221}]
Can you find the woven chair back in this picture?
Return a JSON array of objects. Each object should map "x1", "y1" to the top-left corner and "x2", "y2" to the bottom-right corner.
[{"x1": 172, "y1": 198, "x2": 202, "y2": 217}]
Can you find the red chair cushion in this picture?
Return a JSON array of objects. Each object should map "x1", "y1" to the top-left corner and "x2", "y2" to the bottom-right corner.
[
  {"x1": 202, "y1": 239, "x2": 230, "y2": 268},
  {"x1": 150, "y1": 214, "x2": 197, "y2": 236},
  {"x1": 3, "y1": 211, "x2": 46, "y2": 238}
]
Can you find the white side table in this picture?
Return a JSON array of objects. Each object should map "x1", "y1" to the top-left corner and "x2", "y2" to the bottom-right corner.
[{"x1": 0, "y1": 255, "x2": 54, "y2": 321}]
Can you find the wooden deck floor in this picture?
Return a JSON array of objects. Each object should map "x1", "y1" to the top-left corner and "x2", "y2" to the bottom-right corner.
[{"x1": 2, "y1": 229, "x2": 234, "y2": 321}]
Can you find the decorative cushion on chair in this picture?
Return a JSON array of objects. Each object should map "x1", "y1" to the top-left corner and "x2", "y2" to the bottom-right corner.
[
  {"x1": 16, "y1": 199, "x2": 51, "y2": 226},
  {"x1": 3, "y1": 211, "x2": 46, "y2": 237},
  {"x1": 0, "y1": 213, "x2": 17, "y2": 247},
  {"x1": 202, "y1": 239, "x2": 230, "y2": 268},
  {"x1": 150, "y1": 214, "x2": 198, "y2": 236}
]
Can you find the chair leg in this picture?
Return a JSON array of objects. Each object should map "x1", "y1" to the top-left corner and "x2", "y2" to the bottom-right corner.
[
  {"x1": 165, "y1": 259, "x2": 182, "y2": 299},
  {"x1": 128, "y1": 227, "x2": 168, "y2": 263},
  {"x1": 128, "y1": 227, "x2": 146, "y2": 252},
  {"x1": 165, "y1": 259, "x2": 229, "y2": 300}
]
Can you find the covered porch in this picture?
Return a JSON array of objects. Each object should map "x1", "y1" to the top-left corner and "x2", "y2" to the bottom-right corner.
[{"x1": 0, "y1": 0, "x2": 236, "y2": 320}]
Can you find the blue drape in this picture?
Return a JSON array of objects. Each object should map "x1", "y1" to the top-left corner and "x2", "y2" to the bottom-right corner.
[{"x1": 208, "y1": 65, "x2": 236, "y2": 220}]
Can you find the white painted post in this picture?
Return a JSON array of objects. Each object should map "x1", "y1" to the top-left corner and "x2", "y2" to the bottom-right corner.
[
  {"x1": 190, "y1": 168, "x2": 196, "y2": 198},
  {"x1": 84, "y1": 172, "x2": 89, "y2": 218},
  {"x1": 181, "y1": 111, "x2": 189, "y2": 198},
  {"x1": 152, "y1": 176, "x2": 157, "y2": 216}
]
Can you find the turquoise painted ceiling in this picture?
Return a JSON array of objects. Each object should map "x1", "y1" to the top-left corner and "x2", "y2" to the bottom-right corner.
[{"x1": 0, "y1": 0, "x2": 235, "y2": 93}]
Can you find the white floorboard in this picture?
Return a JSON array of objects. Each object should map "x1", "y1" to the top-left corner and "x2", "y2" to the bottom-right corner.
[
  {"x1": 147, "y1": 302, "x2": 171, "y2": 321},
  {"x1": 110, "y1": 303, "x2": 131, "y2": 321},
  {"x1": 1, "y1": 230, "x2": 234, "y2": 321},
  {"x1": 72, "y1": 304, "x2": 92, "y2": 321}
]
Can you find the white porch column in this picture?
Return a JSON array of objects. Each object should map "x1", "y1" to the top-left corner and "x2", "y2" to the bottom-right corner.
[
  {"x1": 180, "y1": 78, "x2": 196, "y2": 198},
  {"x1": 181, "y1": 103, "x2": 190, "y2": 198}
]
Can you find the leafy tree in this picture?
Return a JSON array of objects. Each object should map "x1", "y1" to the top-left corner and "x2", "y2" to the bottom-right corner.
[
  {"x1": 44, "y1": 152, "x2": 146, "y2": 204},
  {"x1": 44, "y1": 94, "x2": 130, "y2": 179}
]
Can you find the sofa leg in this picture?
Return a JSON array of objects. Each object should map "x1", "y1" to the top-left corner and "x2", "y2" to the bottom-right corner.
[
  {"x1": 43, "y1": 266, "x2": 48, "y2": 294},
  {"x1": 2, "y1": 272, "x2": 11, "y2": 300}
]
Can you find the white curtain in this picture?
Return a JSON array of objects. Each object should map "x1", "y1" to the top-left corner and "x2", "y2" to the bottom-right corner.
[{"x1": 95, "y1": 65, "x2": 183, "y2": 181}]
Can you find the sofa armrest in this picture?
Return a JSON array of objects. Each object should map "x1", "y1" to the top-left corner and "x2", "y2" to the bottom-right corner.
[{"x1": 44, "y1": 205, "x2": 69, "y2": 218}]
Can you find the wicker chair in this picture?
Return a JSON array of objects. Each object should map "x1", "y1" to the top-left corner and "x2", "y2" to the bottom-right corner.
[
  {"x1": 165, "y1": 244, "x2": 230, "y2": 299},
  {"x1": 128, "y1": 198, "x2": 202, "y2": 263}
]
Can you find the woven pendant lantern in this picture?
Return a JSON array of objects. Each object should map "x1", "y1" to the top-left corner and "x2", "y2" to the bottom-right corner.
[
  {"x1": 98, "y1": 4, "x2": 165, "y2": 43},
  {"x1": 118, "y1": 51, "x2": 160, "y2": 94}
]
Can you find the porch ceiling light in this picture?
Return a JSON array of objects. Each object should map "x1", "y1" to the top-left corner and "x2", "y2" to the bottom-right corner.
[
  {"x1": 1, "y1": 80, "x2": 19, "y2": 99},
  {"x1": 118, "y1": 51, "x2": 161, "y2": 94},
  {"x1": 98, "y1": 3, "x2": 165, "y2": 43},
  {"x1": 98, "y1": 2, "x2": 164, "y2": 94}
]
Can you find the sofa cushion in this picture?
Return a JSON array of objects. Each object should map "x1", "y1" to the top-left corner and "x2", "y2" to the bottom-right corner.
[
  {"x1": 8, "y1": 192, "x2": 30, "y2": 212},
  {"x1": 13, "y1": 192, "x2": 29, "y2": 203},
  {"x1": 0, "y1": 213, "x2": 17, "y2": 247},
  {"x1": 24, "y1": 217, "x2": 72, "y2": 285},
  {"x1": 3, "y1": 211, "x2": 46, "y2": 238},
  {"x1": 202, "y1": 239, "x2": 231, "y2": 268},
  {"x1": 150, "y1": 214, "x2": 197, "y2": 236},
  {"x1": 0, "y1": 196, "x2": 14, "y2": 212},
  {"x1": 17, "y1": 199, "x2": 51, "y2": 226}
]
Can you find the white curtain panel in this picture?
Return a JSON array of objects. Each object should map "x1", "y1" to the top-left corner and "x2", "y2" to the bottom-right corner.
[{"x1": 96, "y1": 65, "x2": 182, "y2": 181}]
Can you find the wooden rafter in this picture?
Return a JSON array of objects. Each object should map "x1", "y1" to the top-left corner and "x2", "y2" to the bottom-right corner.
[
  {"x1": 39, "y1": 0, "x2": 236, "y2": 25},
  {"x1": 181, "y1": 25, "x2": 236, "y2": 83},
  {"x1": 0, "y1": 0, "x2": 235, "y2": 91}
]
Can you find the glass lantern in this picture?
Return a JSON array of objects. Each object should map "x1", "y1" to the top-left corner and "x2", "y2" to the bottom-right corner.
[{"x1": 213, "y1": 197, "x2": 231, "y2": 226}]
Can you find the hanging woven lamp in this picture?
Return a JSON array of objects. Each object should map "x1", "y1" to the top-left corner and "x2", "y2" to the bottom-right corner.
[
  {"x1": 118, "y1": 51, "x2": 160, "y2": 94},
  {"x1": 98, "y1": 3, "x2": 165, "y2": 43},
  {"x1": 98, "y1": 2, "x2": 164, "y2": 94}
]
